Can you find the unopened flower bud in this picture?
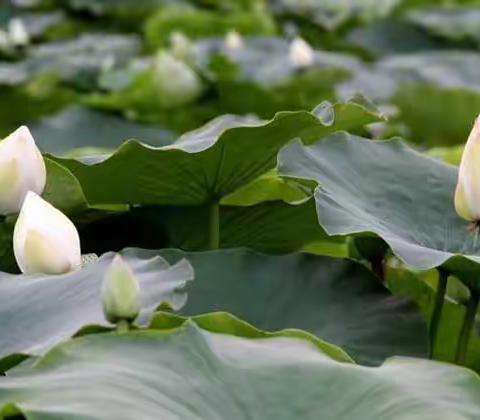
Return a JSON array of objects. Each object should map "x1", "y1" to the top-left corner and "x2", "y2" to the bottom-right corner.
[
  {"x1": 289, "y1": 37, "x2": 314, "y2": 67},
  {"x1": 224, "y1": 30, "x2": 244, "y2": 50},
  {"x1": 101, "y1": 255, "x2": 140, "y2": 324},
  {"x1": 14, "y1": 192, "x2": 81, "y2": 275},
  {"x1": 8, "y1": 18, "x2": 29, "y2": 47},
  {"x1": 0, "y1": 126, "x2": 46, "y2": 215}
]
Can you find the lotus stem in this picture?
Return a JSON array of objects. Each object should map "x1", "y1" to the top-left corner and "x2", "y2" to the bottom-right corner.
[
  {"x1": 116, "y1": 320, "x2": 130, "y2": 334},
  {"x1": 455, "y1": 289, "x2": 479, "y2": 365},
  {"x1": 208, "y1": 200, "x2": 220, "y2": 250},
  {"x1": 429, "y1": 269, "x2": 448, "y2": 358}
]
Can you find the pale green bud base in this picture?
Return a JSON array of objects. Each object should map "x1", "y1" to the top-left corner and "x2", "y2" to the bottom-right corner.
[
  {"x1": 116, "y1": 320, "x2": 130, "y2": 334},
  {"x1": 467, "y1": 222, "x2": 480, "y2": 247},
  {"x1": 467, "y1": 221, "x2": 480, "y2": 233}
]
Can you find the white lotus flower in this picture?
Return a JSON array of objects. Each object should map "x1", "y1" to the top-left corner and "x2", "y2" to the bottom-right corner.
[
  {"x1": 153, "y1": 51, "x2": 203, "y2": 108},
  {"x1": 101, "y1": 255, "x2": 140, "y2": 324},
  {"x1": 455, "y1": 115, "x2": 480, "y2": 222},
  {"x1": 0, "y1": 126, "x2": 46, "y2": 215},
  {"x1": 289, "y1": 37, "x2": 314, "y2": 67},
  {"x1": 225, "y1": 30, "x2": 244, "y2": 50},
  {"x1": 8, "y1": 18, "x2": 29, "y2": 47},
  {"x1": 14, "y1": 192, "x2": 81, "y2": 275}
]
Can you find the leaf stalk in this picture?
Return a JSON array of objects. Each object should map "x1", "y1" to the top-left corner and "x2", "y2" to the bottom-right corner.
[
  {"x1": 429, "y1": 269, "x2": 448, "y2": 358},
  {"x1": 455, "y1": 288, "x2": 479, "y2": 365}
]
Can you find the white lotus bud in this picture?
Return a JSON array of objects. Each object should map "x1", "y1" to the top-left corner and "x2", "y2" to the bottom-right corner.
[
  {"x1": 289, "y1": 37, "x2": 314, "y2": 67},
  {"x1": 224, "y1": 30, "x2": 244, "y2": 50},
  {"x1": 0, "y1": 126, "x2": 46, "y2": 215},
  {"x1": 14, "y1": 192, "x2": 81, "y2": 275},
  {"x1": 455, "y1": 116, "x2": 480, "y2": 222},
  {"x1": 0, "y1": 30, "x2": 10, "y2": 51},
  {"x1": 101, "y1": 255, "x2": 140, "y2": 324},
  {"x1": 153, "y1": 51, "x2": 203, "y2": 108},
  {"x1": 169, "y1": 31, "x2": 193, "y2": 62},
  {"x1": 8, "y1": 18, "x2": 29, "y2": 47}
]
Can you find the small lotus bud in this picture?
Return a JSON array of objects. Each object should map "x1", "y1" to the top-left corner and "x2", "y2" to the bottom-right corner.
[
  {"x1": 169, "y1": 31, "x2": 194, "y2": 62},
  {"x1": 455, "y1": 115, "x2": 480, "y2": 222},
  {"x1": 8, "y1": 18, "x2": 29, "y2": 47},
  {"x1": 289, "y1": 37, "x2": 314, "y2": 67},
  {"x1": 14, "y1": 192, "x2": 81, "y2": 275},
  {"x1": 0, "y1": 126, "x2": 46, "y2": 215},
  {"x1": 224, "y1": 30, "x2": 244, "y2": 50},
  {"x1": 153, "y1": 51, "x2": 203, "y2": 108},
  {"x1": 101, "y1": 255, "x2": 140, "y2": 324}
]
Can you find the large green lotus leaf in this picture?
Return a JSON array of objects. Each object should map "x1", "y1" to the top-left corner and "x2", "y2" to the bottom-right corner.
[
  {"x1": 407, "y1": 6, "x2": 480, "y2": 44},
  {"x1": 149, "y1": 311, "x2": 352, "y2": 362},
  {"x1": 213, "y1": 68, "x2": 349, "y2": 119},
  {"x1": 0, "y1": 73, "x2": 76, "y2": 138},
  {"x1": 0, "y1": 323, "x2": 478, "y2": 420},
  {"x1": 78, "y1": 200, "x2": 347, "y2": 259},
  {"x1": 144, "y1": 5, "x2": 276, "y2": 49},
  {"x1": 278, "y1": 133, "x2": 480, "y2": 286},
  {"x1": 270, "y1": 0, "x2": 401, "y2": 30},
  {"x1": 0, "y1": 33, "x2": 141, "y2": 88},
  {"x1": 30, "y1": 106, "x2": 175, "y2": 155},
  {"x1": 338, "y1": 51, "x2": 480, "y2": 103},
  {"x1": 370, "y1": 52, "x2": 480, "y2": 146},
  {"x1": 392, "y1": 83, "x2": 480, "y2": 147},
  {"x1": 67, "y1": 0, "x2": 187, "y2": 18},
  {"x1": 50, "y1": 99, "x2": 382, "y2": 207},
  {"x1": 345, "y1": 20, "x2": 449, "y2": 57},
  {"x1": 0, "y1": 248, "x2": 193, "y2": 365},
  {"x1": 387, "y1": 266, "x2": 480, "y2": 372},
  {"x1": 158, "y1": 249, "x2": 428, "y2": 365}
]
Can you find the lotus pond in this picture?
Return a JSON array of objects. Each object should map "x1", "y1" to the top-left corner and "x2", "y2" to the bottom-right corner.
[{"x1": 1, "y1": 0, "x2": 480, "y2": 419}]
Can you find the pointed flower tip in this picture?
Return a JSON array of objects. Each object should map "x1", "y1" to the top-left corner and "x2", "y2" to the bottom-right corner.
[
  {"x1": 225, "y1": 30, "x2": 244, "y2": 50},
  {"x1": 7, "y1": 125, "x2": 34, "y2": 144},
  {"x1": 289, "y1": 37, "x2": 314, "y2": 67},
  {"x1": 473, "y1": 114, "x2": 480, "y2": 132}
]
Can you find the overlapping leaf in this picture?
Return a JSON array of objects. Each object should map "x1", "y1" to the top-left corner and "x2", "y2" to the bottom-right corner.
[
  {"x1": 0, "y1": 33, "x2": 141, "y2": 87},
  {"x1": 0, "y1": 323, "x2": 477, "y2": 420},
  {"x1": 159, "y1": 249, "x2": 428, "y2": 365},
  {"x1": 408, "y1": 6, "x2": 480, "y2": 44},
  {"x1": 49, "y1": 99, "x2": 382, "y2": 207},
  {"x1": 31, "y1": 106, "x2": 175, "y2": 155},
  {"x1": 278, "y1": 133, "x2": 480, "y2": 288}
]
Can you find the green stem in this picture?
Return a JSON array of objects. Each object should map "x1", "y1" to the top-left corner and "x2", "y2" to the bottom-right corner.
[
  {"x1": 208, "y1": 200, "x2": 220, "y2": 250},
  {"x1": 116, "y1": 320, "x2": 130, "y2": 334},
  {"x1": 429, "y1": 269, "x2": 448, "y2": 358},
  {"x1": 455, "y1": 289, "x2": 479, "y2": 365}
]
